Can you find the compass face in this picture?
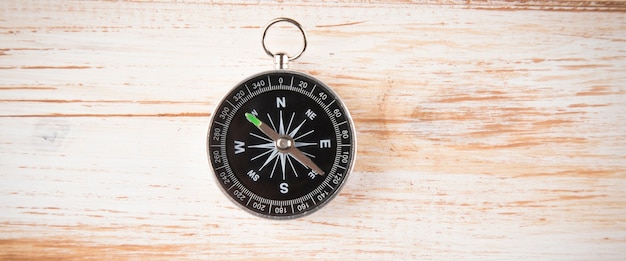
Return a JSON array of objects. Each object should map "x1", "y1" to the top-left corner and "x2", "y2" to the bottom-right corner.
[{"x1": 207, "y1": 70, "x2": 356, "y2": 219}]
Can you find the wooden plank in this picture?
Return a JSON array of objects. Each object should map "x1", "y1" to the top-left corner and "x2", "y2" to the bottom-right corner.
[{"x1": 1, "y1": 1, "x2": 625, "y2": 259}]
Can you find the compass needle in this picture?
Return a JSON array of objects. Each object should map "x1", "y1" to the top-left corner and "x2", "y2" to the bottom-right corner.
[
  {"x1": 286, "y1": 146, "x2": 325, "y2": 175},
  {"x1": 208, "y1": 18, "x2": 355, "y2": 219},
  {"x1": 245, "y1": 112, "x2": 261, "y2": 127},
  {"x1": 246, "y1": 113, "x2": 280, "y2": 141},
  {"x1": 246, "y1": 112, "x2": 323, "y2": 175}
]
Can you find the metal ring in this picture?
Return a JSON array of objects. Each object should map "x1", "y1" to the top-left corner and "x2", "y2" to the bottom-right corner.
[{"x1": 262, "y1": 17, "x2": 307, "y2": 61}]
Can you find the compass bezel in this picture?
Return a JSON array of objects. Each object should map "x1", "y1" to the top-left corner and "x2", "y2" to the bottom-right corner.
[{"x1": 207, "y1": 70, "x2": 356, "y2": 219}]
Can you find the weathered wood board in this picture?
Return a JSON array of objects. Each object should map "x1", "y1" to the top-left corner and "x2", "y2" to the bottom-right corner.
[{"x1": 1, "y1": 1, "x2": 625, "y2": 259}]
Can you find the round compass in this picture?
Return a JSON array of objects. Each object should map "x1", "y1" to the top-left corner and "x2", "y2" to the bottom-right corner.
[{"x1": 207, "y1": 18, "x2": 356, "y2": 219}]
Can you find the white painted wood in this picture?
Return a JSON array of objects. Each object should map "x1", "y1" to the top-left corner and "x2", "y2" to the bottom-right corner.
[{"x1": 1, "y1": 1, "x2": 625, "y2": 259}]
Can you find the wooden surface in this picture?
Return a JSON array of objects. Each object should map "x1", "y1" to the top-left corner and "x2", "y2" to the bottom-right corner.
[{"x1": 1, "y1": 1, "x2": 626, "y2": 259}]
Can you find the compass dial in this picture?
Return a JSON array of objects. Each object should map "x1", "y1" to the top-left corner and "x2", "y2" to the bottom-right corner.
[{"x1": 207, "y1": 70, "x2": 356, "y2": 219}]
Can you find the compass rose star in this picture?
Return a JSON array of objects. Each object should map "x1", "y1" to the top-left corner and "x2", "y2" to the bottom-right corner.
[{"x1": 246, "y1": 111, "x2": 324, "y2": 180}]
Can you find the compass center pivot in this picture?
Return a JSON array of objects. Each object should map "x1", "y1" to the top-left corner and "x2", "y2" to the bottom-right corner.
[{"x1": 275, "y1": 136, "x2": 293, "y2": 151}]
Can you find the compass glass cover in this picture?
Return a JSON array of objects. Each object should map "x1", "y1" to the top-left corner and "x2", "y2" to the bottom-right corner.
[{"x1": 207, "y1": 70, "x2": 355, "y2": 219}]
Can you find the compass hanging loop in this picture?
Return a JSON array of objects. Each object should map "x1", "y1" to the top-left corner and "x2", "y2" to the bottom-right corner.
[
  {"x1": 261, "y1": 17, "x2": 308, "y2": 69},
  {"x1": 274, "y1": 52, "x2": 289, "y2": 70}
]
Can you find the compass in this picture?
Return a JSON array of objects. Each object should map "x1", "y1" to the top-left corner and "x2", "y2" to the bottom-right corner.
[{"x1": 207, "y1": 18, "x2": 356, "y2": 219}]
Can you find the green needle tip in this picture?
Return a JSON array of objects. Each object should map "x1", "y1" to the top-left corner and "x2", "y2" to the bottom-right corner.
[{"x1": 245, "y1": 113, "x2": 261, "y2": 127}]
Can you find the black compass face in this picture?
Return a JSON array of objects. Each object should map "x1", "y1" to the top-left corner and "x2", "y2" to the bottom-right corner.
[{"x1": 207, "y1": 70, "x2": 356, "y2": 219}]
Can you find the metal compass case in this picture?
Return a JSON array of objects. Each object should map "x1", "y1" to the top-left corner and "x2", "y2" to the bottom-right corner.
[{"x1": 207, "y1": 18, "x2": 356, "y2": 219}]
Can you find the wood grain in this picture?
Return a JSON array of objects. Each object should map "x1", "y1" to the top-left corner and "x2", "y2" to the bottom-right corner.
[{"x1": 1, "y1": 0, "x2": 625, "y2": 259}]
